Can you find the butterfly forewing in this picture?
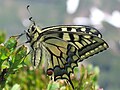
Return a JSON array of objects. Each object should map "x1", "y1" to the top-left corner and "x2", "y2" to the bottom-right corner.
[{"x1": 42, "y1": 25, "x2": 102, "y2": 38}]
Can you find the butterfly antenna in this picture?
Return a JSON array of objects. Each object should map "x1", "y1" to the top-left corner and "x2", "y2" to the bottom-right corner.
[{"x1": 27, "y1": 5, "x2": 35, "y2": 25}]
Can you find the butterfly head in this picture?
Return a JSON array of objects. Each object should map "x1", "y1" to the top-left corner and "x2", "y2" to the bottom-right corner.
[
  {"x1": 28, "y1": 17, "x2": 42, "y2": 33},
  {"x1": 25, "y1": 17, "x2": 42, "y2": 43},
  {"x1": 28, "y1": 24, "x2": 36, "y2": 34}
]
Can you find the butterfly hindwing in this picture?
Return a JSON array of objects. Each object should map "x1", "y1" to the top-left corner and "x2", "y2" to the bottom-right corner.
[{"x1": 41, "y1": 36, "x2": 79, "y2": 88}]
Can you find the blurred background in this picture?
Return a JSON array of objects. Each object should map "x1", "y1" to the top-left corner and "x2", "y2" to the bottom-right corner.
[{"x1": 0, "y1": 0, "x2": 120, "y2": 90}]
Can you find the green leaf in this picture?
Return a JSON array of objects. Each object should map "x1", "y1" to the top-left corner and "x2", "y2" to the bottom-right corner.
[
  {"x1": 0, "y1": 31, "x2": 6, "y2": 44},
  {"x1": 10, "y1": 45, "x2": 27, "y2": 69},
  {"x1": 80, "y1": 64, "x2": 86, "y2": 77},
  {"x1": 1, "y1": 61, "x2": 9, "y2": 69},
  {"x1": 11, "y1": 84, "x2": 21, "y2": 90},
  {"x1": 94, "y1": 66, "x2": 100, "y2": 75},
  {"x1": 0, "y1": 45, "x2": 10, "y2": 61},
  {"x1": 47, "y1": 81, "x2": 59, "y2": 90},
  {"x1": 4, "y1": 36, "x2": 18, "y2": 53}
]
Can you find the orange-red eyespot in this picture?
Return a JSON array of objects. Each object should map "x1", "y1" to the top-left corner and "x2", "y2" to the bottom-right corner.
[{"x1": 47, "y1": 68, "x2": 53, "y2": 76}]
